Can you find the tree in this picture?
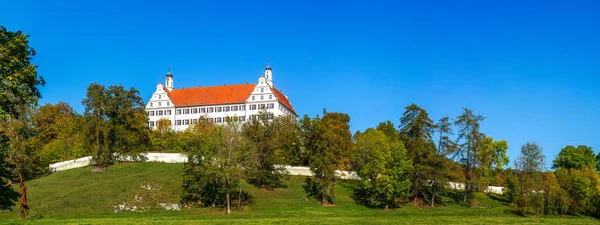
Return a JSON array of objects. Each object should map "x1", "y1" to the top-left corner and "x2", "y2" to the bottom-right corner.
[
  {"x1": 430, "y1": 116, "x2": 456, "y2": 206},
  {"x1": 82, "y1": 83, "x2": 149, "y2": 167},
  {"x1": 0, "y1": 26, "x2": 45, "y2": 211},
  {"x1": 552, "y1": 145, "x2": 596, "y2": 170},
  {"x1": 351, "y1": 128, "x2": 412, "y2": 209},
  {"x1": 454, "y1": 107, "x2": 485, "y2": 204},
  {"x1": 242, "y1": 111, "x2": 287, "y2": 189},
  {"x1": 398, "y1": 104, "x2": 436, "y2": 205},
  {"x1": 512, "y1": 142, "x2": 546, "y2": 214},
  {"x1": 477, "y1": 137, "x2": 509, "y2": 187},
  {"x1": 302, "y1": 110, "x2": 352, "y2": 206},
  {"x1": 212, "y1": 121, "x2": 247, "y2": 214}
]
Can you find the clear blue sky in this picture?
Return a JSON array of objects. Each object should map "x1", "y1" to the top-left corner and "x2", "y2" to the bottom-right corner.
[{"x1": 2, "y1": 0, "x2": 599, "y2": 168}]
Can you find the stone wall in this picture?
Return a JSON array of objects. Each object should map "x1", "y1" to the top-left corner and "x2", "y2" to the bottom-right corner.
[{"x1": 48, "y1": 152, "x2": 503, "y2": 194}]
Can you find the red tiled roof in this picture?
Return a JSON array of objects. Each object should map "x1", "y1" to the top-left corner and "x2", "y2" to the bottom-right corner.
[
  {"x1": 272, "y1": 88, "x2": 297, "y2": 115},
  {"x1": 165, "y1": 84, "x2": 255, "y2": 107},
  {"x1": 164, "y1": 84, "x2": 297, "y2": 115}
]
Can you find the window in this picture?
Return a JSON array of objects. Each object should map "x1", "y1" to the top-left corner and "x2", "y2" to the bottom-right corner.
[
  {"x1": 215, "y1": 107, "x2": 222, "y2": 112},
  {"x1": 232, "y1": 106, "x2": 238, "y2": 111},
  {"x1": 216, "y1": 117, "x2": 222, "y2": 123},
  {"x1": 167, "y1": 102, "x2": 170, "y2": 106},
  {"x1": 166, "y1": 110, "x2": 172, "y2": 115},
  {"x1": 261, "y1": 88, "x2": 264, "y2": 92},
  {"x1": 192, "y1": 119, "x2": 198, "y2": 124},
  {"x1": 184, "y1": 119, "x2": 189, "y2": 125},
  {"x1": 208, "y1": 107, "x2": 214, "y2": 113},
  {"x1": 158, "y1": 110, "x2": 163, "y2": 116},
  {"x1": 200, "y1": 108, "x2": 206, "y2": 113},
  {"x1": 250, "y1": 104, "x2": 257, "y2": 110},
  {"x1": 184, "y1": 109, "x2": 190, "y2": 114},
  {"x1": 176, "y1": 109, "x2": 181, "y2": 115},
  {"x1": 224, "y1": 106, "x2": 230, "y2": 112},
  {"x1": 252, "y1": 96, "x2": 255, "y2": 100},
  {"x1": 158, "y1": 102, "x2": 162, "y2": 106},
  {"x1": 148, "y1": 111, "x2": 155, "y2": 116},
  {"x1": 241, "y1": 116, "x2": 246, "y2": 121},
  {"x1": 259, "y1": 104, "x2": 266, "y2": 109},
  {"x1": 149, "y1": 121, "x2": 155, "y2": 127},
  {"x1": 269, "y1": 95, "x2": 273, "y2": 100},
  {"x1": 159, "y1": 95, "x2": 161, "y2": 99},
  {"x1": 192, "y1": 108, "x2": 198, "y2": 114},
  {"x1": 176, "y1": 120, "x2": 182, "y2": 125},
  {"x1": 208, "y1": 118, "x2": 214, "y2": 123},
  {"x1": 150, "y1": 103, "x2": 153, "y2": 107},
  {"x1": 240, "y1": 105, "x2": 246, "y2": 111},
  {"x1": 267, "y1": 103, "x2": 274, "y2": 109}
]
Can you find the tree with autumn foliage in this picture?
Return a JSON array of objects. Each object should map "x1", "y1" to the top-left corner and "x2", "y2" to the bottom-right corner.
[{"x1": 301, "y1": 110, "x2": 352, "y2": 206}]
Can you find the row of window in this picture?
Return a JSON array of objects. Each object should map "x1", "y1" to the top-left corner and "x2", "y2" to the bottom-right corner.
[
  {"x1": 149, "y1": 101, "x2": 171, "y2": 107},
  {"x1": 251, "y1": 94, "x2": 273, "y2": 101},
  {"x1": 148, "y1": 113, "x2": 277, "y2": 127},
  {"x1": 148, "y1": 109, "x2": 173, "y2": 116},
  {"x1": 176, "y1": 104, "x2": 247, "y2": 115},
  {"x1": 148, "y1": 103, "x2": 277, "y2": 117}
]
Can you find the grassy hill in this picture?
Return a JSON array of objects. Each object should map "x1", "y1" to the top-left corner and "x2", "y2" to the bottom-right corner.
[{"x1": 0, "y1": 162, "x2": 598, "y2": 224}]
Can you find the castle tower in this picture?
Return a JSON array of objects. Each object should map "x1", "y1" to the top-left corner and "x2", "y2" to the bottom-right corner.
[
  {"x1": 165, "y1": 67, "x2": 174, "y2": 91},
  {"x1": 264, "y1": 59, "x2": 273, "y2": 88}
]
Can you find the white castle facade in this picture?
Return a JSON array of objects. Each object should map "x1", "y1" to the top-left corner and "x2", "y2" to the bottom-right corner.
[{"x1": 145, "y1": 63, "x2": 297, "y2": 131}]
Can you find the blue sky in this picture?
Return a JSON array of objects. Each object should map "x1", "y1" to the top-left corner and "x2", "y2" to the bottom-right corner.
[{"x1": 2, "y1": 0, "x2": 599, "y2": 168}]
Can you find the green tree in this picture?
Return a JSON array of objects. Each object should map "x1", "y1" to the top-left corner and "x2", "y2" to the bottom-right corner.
[
  {"x1": 477, "y1": 137, "x2": 509, "y2": 187},
  {"x1": 552, "y1": 145, "x2": 596, "y2": 170},
  {"x1": 302, "y1": 110, "x2": 352, "y2": 206},
  {"x1": 242, "y1": 111, "x2": 287, "y2": 189},
  {"x1": 454, "y1": 107, "x2": 485, "y2": 204},
  {"x1": 512, "y1": 142, "x2": 546, "y2": 214},
  {"x1": 82, "y1": 83, "x2": 149, "y2": 167},
  {"x1": 0, "y1": 26, "x2": 45, "y2": 211},
  {"x1": 430, "y1": 116, "x2": 456, "y2": 206},
  {"x1": 398, "y1": 104, "x2": 436, "y2": 205},
  {"x1": 352, "y1": 128, "x2": 412, "y2": 209}
]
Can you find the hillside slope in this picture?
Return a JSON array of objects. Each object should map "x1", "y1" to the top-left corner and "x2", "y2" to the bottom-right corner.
[{"x1": 0, "y1": 162, "x2": 597, "y2": 224}]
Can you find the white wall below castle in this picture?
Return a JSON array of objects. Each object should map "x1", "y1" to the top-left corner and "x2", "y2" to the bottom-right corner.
[{"x1": 48, "y1": 152, "x2": 505, "y2": 194}]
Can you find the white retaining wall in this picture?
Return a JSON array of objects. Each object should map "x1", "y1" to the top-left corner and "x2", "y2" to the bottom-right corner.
[{"x1": 48, "y1": 152, "x2": 503, "y2": 194}]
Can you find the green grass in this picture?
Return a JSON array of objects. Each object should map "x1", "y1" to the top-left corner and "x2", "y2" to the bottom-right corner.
[{"x1": 0, "y1": 162, "x2": 598, "y2": 224}]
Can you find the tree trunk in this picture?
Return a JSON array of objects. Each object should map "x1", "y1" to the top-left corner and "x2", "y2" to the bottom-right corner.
[
  {"x1": 431, "y1": 172, "x2": 437, "y2": 207},
  {"x1": 237, "y1": 183, "x2": 242, "y2": 211},
  {"x1": 226, "y1": 181, "x2": 231, "y2": 214},
  {"x1": 321, "y1": 188, "x2": 327, "y2": 206}
]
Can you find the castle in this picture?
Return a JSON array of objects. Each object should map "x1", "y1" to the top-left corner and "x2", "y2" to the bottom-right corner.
[{"x1": 145, "y1": 62, "x2": 297, "y2": 131}]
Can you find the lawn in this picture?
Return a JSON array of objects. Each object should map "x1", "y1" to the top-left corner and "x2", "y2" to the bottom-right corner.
[{"x1": 0, "y1": 162, "x2": 598, "y2": 224}]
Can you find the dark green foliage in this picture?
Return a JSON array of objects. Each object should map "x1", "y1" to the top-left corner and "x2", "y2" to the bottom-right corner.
[
  {"x1": 398, "y1": 104, "x2": 437, "y2": 205},
  {"x1": 0, "y1": 134, "x2": 19, "y2": 211},
  {"x1": 242, "y1": 111, "x2": 288, "y2": 189},
  {"x1": 301, "y1": 110, "x2": 352, "y2": 205},
  {"x1": 454, "y1": 107, "x2": 485, "y2": 204},
  {"x1": 82, "y1": 83, "x2": 149, "y2": 167},
  {"x1": 303, "y1": 177, "x2": 333, "y2": 204},
  {"x1": 0, "y1": 26, "x2": 45, "y2": 211}
]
